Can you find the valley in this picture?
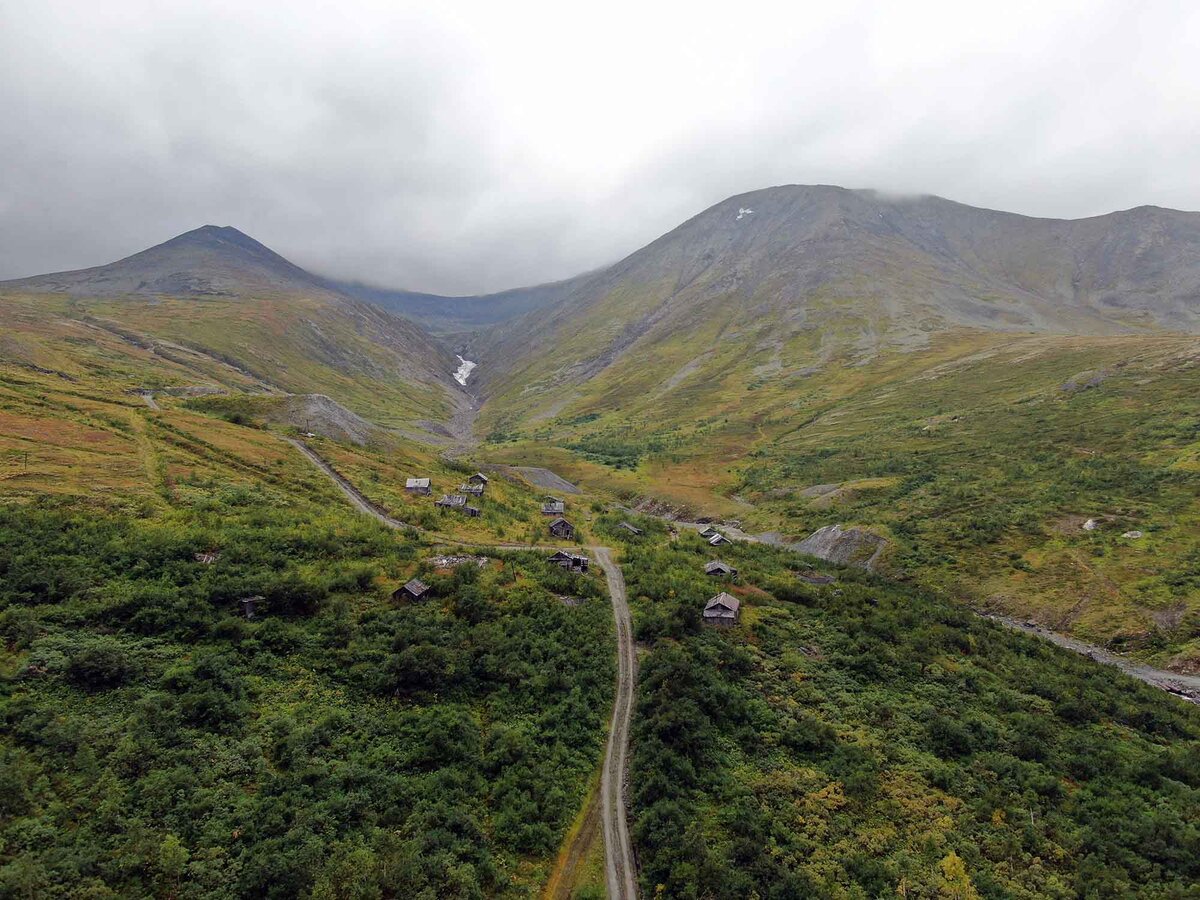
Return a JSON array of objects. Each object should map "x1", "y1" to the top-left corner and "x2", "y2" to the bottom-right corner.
[{"x1": 3, "y1": 185, "x2": 1200, "y2": 899}]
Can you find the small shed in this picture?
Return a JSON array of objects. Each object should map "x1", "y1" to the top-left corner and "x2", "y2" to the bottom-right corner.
[
  {"x1": 405, "y1": 477, "x2": 431, "y2": 494},
  {"x1": 708, "y1": 532, "x2": 731, "y2": 546},
  {"x1": 542, "y1": 499, "x2": 565, "y2": 516},
  {"x1": 699, "y1": 525, "x2": 720, "y2": 538},
  {"x1": 435, "y1": 494, "x2": 468, "y2": 509},
  {"x1": 459, "y1": 483, "x2": 485, "y2": 496},
  {"x1": 618, "y1": 522, "x2": 643, "y2": 536},
  {"x1": 464, "y1": 505, "x2": 481, "y2": 518},
  {"x1": 702, "y1": 592, "x2": 740, "y2": 627},
  {"x1": 468, "y1": 472, "x2": 489, "y2": 485},
  {"x1": 240, "y1": 595, "x2": 264, "y2": 619},
  {"x1": 705, "y1": 560, "x2": 738, "y2": 578},
  {"x1": 394, "y1": 578, "x2": 430, "y2": 601},
  {"x1": 549, "y1": 550, "x2": 589, "y2": 573},
  {"x1": 548, "y1": 517, "x2": 575, "y2": 540}
]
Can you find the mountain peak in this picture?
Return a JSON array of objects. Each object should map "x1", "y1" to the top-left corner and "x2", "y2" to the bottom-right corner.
[{"x1": 4, "y1": 224, "x2": 331, "y2": 299}]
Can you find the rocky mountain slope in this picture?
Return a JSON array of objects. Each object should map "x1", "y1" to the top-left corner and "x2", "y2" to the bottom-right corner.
[
  {"x1": 471, "y1": 185, "x2": 1200, "y2": 422},
  {"x1": 0, "y1": 226, "x2": 465, "y2": 431}
]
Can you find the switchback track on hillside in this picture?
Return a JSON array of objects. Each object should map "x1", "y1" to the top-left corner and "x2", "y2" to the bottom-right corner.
[{"x1": 286, "y1": 438, "x2": 641, "y2": 898}]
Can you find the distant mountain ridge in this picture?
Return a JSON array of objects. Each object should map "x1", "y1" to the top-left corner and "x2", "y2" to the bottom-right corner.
[
  {"x1": 0, "y1": 225, "x2": 467, "y2": 432},
  {"x1": 470, "y1": 185, "x2": 1200, "y2": 414},
  {"x1": 2, "y1": 225, "x2": 342, "y2": 299}
]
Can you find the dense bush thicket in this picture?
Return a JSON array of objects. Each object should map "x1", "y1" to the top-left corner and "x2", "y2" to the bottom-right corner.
[
  {"x1": 0, "y1": 499, "x2": 613, "y2": 899},
  {"x1": 624, "y1": 532, "x2": 1200, "y2": 899}
]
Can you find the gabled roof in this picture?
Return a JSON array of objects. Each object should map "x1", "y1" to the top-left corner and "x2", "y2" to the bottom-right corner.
[
  {"x1": 548, "y1": 516, "x2": 573, "y2": 530},
  {"x1": 469, "y1": 472, "x2": 489, "y2": 483},
  {"x1": 550, "y1": 550, "x2": 587, "y2": 563},
  {"x1": 405, "y1": 477, "x2": 430, "y2": 488},
  {"x1": 542, "y1": 500, "x2": 565, "y2": 513},
  {"x1": 436, "y1": 494, "x2": 467, "y2": 507},
  {"x1": 699, "y1": 525, "x2": 719, "y2": 537},
  {"x1": 618, "y1": 522, "x2": 644, "y2": 535},
  {"x1": 705, "y1": 560, "x2": 734, "y2": 574},
  {"x1": 401, "y1": 578, "x2": 429, "y2": 596},
  {"x1": 703, "y1": 592, "x2": 740, "y2": 617},
  {"x1": 708, "y1": 533, "x2": 730, "y2": 545}
]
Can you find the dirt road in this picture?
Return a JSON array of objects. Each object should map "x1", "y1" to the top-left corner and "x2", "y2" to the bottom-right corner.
[
  {"x1": 591, "y1": 546, "x2": 639, "y2": 900},
  {"x1": 288, "y1": 439, "x2": 641, "y2": 896}
]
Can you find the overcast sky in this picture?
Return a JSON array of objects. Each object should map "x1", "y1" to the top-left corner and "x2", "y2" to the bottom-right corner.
[{"x1": 2, "y1": 1, "x2": 1199, "y2": 294}]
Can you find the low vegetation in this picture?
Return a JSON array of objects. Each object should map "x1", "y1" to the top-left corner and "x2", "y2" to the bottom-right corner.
[
  {"x1": 621, "y1": 529, "x2": 1200, "y2": 898},
  {"x1": 0, "y1": 496, "x2": 613, "y2": 898}
]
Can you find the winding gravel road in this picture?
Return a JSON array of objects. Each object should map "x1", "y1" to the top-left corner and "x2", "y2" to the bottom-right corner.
[
  {"x1": 591, "y1": 546, "x2": 639, "y2": 900},
  {"x1": 287, "y1": 438, "x2": 641, "y2": 897}
]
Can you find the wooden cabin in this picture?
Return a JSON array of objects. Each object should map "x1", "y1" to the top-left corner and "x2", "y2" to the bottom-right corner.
[
  {"x1": 405, "y1": 477, "x2": 431, "y2": 494},
  {"x1": 542, "y1": 498, "x2": 565, "y2": 516},
  {"x1": 702, "y1": 592, "x2": 740, "y2": 627},
  {"x1": 698, "y1": 525, "x2": 720, "y2": 538},
  {"x1": 548, "y1": 517, "x2": 575, "y2": 540},
  {"x1": 549, "y1": 550, "x2": 589, "y2": 573},
  {"x1": 708, "y1": 532, "x2": 731, "y2": 546},
  {"x1": 394, "y1": 578, "x2": 430, "y2": 601},
  {"x1": 464, "y1": 505, "x2": 481, "y2": 518},
  {"x1": 798, "y1": 571, "x2": 835, "y2": 585},
  {"x1": 618, "y1": 522, "x2": 643, "y2": 536},
  {"x1": 468, "y1": 472, "x2": 489, "y2": 486},
  {"x1": 705, "y1": 560, "x2": 738, "y2": 578},
  {"x1": 459, "y1": 483, "x2": 485, "y2": 496},
  {"x1": 435, "y1": 494, "x2": 468, "y2": 509}
]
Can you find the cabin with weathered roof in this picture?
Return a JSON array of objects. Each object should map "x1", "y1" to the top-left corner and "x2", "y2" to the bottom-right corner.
[
  {"x1": 708, "y1": 532, "x2": 731, "y2": 546},
  {"x1": 798, "y1": 571, "x2": 836, "y2": 585},
  {"x1": 702, "y1": 592, "x2": 740, "y2": 626},
  {"x1": 394, "y1": 578, "x2": 430, "y2": 601},
  {"x1": 549, "y1": 550, "x2": 589, "y2": 572},
  {"x1": 699, "y1": 525, "x2": 720, "y2": 538},
  {"x1": 459, "y1": 483, "x2": 485, "y2": 496},
  {"x1": 435, "y1": 494, "x2": 468, "y2": 509},
  {"x1": 548, "y1": 517, "x2": 575, "y2": 540},
  {"x1": 468, "y1": 472, "x2": 489, "y2": 485},
  {"x1": 618, "y1": 521, "x2": 644, "y2": 536},
  {"x1": 464, "y1": 505, "x2": 481, "y2": 517},
  {"x1": 405, "y1": 477, "x2": 431, "y2": 494},
  {"x1": 705, "y1": 560, "x2": 738, "y2": 578},
  {"x1": 542, "y1": 499, "x2": 565, "y2": 516}
]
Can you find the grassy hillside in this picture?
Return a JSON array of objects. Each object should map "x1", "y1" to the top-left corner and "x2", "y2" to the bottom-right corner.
[
  {"x1": 611, "y1": 522, "x2": 1200, "y2": 898},
  {"x1": 477, "y1": 332, "x2": 1200, "y2": 668},
  {"x1": 0, "y1": 352, "x2": 613, "y2": 898}
]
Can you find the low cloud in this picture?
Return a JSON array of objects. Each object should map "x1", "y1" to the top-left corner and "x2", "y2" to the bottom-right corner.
[{"x1": 2, "y1": 1, "x2": 1198, "y2": 294}]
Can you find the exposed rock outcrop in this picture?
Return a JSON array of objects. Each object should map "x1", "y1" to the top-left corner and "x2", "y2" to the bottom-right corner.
[{"x1": 792, "y1": 523, "x2": 889, "y2": 570}]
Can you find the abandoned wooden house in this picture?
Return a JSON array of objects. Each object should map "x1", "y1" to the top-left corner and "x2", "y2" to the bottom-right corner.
[
  {"x1": 549, "y1": 550, "x2": 589, "y2": 573},
  {"x1": 459, "y1": 482, "x2": 485, "y2": 496},
  {"x1": 542, "y1": 498, "x2": 565, "y2": 516},
  {"x1": 798, "y1": 571, "x2": 836, "y2": 585},
  {"x1": 405, "y1": 477, "x2": 431, "y2": 494},
  {"x1": 435, "y1": 493, "x2": 468, "y2": 509},
  {"x1": 698, "y1": 525, "x2": 720, "y2": 538},
  {"x1": 702, "y1": 592, "x2": 741, "y2": 626},
  {"x1": 394, "y1": 578, "x2": 430, "y2": 601},
  {"x1": 464, "y1": 505, "x2": 481, "y2": 517},
  {"x1": 548, "y1": 517, "x2": 576, "y2": 540},
  {"x1": 705, "y1": 560, "x2": 738, "y2": 578},
  {"x1": 618, "y1": 521, "x2": 643, "y2": 535},
  {"x1": 468, "y1": 472, "x2": 489, "y2": 486},
  {"x1": 240, "y1": 595, "x2": 264, "y2": 619},
  {"x1": 708, "y1": 532, "x2": 731, "y2": 546}
]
